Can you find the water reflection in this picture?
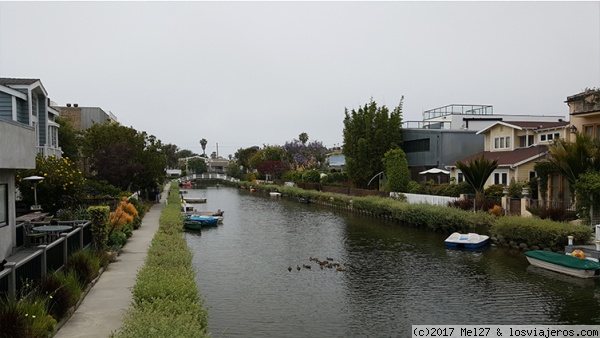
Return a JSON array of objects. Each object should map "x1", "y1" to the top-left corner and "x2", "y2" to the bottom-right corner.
[{"x1": 186, "y1": 187, "x2": 600, "y2": 337}]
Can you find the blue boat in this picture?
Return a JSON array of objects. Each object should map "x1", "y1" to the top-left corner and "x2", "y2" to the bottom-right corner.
[
  {"x1": 445, "y1": 232, "x2": 489, "y2": 249},
  {"x1": 187, "y1": 215, "x2": 219, "y2": 228}
]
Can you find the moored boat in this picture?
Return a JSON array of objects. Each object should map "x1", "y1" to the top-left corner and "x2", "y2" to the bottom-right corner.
[
  {"x1": 187, "y1": 215, "x2": 219, "y2": 227},
  {"x1": 524, "y1": 250, "x2": 600, "y2": 279},
  {"x1": 184, "y1": 219, "x2": 203, "y2": 231},
  {"x1": 269, "y1": 192, "x2": 282, "y2": 197},
  {"x1": 183, "y1": 197, "x2": 207, "y2": 203},
  {"x1": 444, "y1": 232, "x2": 489, "y2": 249}
]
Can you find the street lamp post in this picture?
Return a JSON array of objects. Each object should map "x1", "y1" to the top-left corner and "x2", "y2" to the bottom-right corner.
[{"x1": 23, "y1": 176, "x2": 44, "y2": 211}]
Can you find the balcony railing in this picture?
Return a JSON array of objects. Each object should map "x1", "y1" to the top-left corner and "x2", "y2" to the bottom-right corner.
[
  {"x1": 36, "y1": 145, "x2": 62, "y2": 158},
  {"x1": 0, "y1": 220, "x2": 92, "y2": 299}
]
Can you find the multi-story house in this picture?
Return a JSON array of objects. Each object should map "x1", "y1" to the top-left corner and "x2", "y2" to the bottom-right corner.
[
  {"x1": 566, "y1": 88, "x2": 600, "y2": 138},
  {"x1": 0, "y1": 78, "x2": 61, "y2": 158},
  {"x1": 0, "y1": 77, "x2": 59, "y2": 259},
  {"x1": 446, "y1": 120, "x2": 569, "y2": 196}
]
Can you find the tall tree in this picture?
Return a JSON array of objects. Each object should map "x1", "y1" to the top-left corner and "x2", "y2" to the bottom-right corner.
[
  {"x1": 162, "y1": 143, "x2": 180, "y2": 169},
  {"x1": 188, "y1": 157, "x2": 208, "y2": 174},
  {"x1": 235, "y1": 147, "x2": 259, "y2": 172},
  {"x1": 455, "y1": 155, "x2": 498, "y2": 209},
  {"x1": 282, "y1": 139, "x2": 327, "y2": 171},
  {"x1": 56, "y1": 116, "x2": 81, "y2": 162},
  {"x1": 200, "y1": 138, "x2": 208, "y2": 157},
  {"x1": 383, "y1": 148, "x2": 410, "y2": 192},
  {"x1": 81, "y1": 122, "x2": 166, "y2": 192},
  {"x1": 299, "y1": 132, "x2": 309, "y2": 145},
  {"x1": 343, "y1": 98, "x2": 403, "y2": 188}
]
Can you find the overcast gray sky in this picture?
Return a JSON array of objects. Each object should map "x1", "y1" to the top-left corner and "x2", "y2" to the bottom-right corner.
[{"x1": 1, "y1": 1, "x2": 599, "y2": 158}]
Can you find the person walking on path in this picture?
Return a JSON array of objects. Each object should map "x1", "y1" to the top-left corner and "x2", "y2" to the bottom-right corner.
[{"x1": 54, "y1": 183, "x2": 169, "y2": 338}]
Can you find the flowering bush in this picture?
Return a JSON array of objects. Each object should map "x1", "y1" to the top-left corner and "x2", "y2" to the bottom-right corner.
[
  {"x1": 16, "y1": 155, "x2": 85, "y2": 213},
  {"x1": 110, "y1": 197, "x2": 139, "y2": 233}
]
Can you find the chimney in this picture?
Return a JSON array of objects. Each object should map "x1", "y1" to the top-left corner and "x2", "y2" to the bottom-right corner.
[{"x1": 66, "y1": 103, "x2": 71, "y2": 107}]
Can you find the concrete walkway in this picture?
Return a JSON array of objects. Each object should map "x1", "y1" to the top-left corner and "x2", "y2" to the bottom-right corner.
[{"x1": 54, "y1": 186, "x2": 167, "y2": 338}]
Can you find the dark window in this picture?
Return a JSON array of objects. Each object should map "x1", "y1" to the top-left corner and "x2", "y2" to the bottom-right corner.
[
  {"x1": 0, "y1": 184, "x2": 7, "y2": 227},
  {"x1": 403, "y1": 138, "x2": 430, "y2": 153}
]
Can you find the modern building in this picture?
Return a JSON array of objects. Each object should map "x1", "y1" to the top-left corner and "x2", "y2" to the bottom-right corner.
[{"x1": 53, "y1": 103, "x2": 118, "y2": 131}]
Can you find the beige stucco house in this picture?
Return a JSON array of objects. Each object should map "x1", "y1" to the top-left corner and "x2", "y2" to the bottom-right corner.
[{"x1": 447, "y1": 120, "x2": 569, "y2": 191}]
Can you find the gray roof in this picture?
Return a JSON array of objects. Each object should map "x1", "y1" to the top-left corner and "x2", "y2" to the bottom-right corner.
[{"x1": 0, "y1": 78, "x2": 40, "y2": 86}]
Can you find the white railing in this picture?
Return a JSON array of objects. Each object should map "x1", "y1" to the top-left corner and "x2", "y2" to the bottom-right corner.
[{"x1": 398, "y1": 193, "x2": 459, "y2": 206}]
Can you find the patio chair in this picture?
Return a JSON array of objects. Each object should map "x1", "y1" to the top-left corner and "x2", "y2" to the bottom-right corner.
[{"x1": 23, "y1": 222, "x2": 46, "y2": 247}]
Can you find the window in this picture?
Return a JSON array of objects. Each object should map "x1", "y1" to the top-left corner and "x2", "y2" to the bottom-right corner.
[
  {"x1": 582, "y1": 124, "x2": 600, "y2": 139},
  {"x1": 457, "y1": 173, "x2": 464, "y2": 183},
  {"x1": 0, "y1": 184, "x2": 7, "y2": 227},
  {"x1": 494, "y1": 172, "x2": 508, "y2": 185},
  {"x1": 540, "y1": 132, "x2": 562, "y2": 142},
  {"x1": 494, "y1": 136, "x2": 510, "y2": 149},
  {"x1": 519, "y1": 135, "x2": 534, "y2": 148},
  {"x1": 403, "y1": 138, "x2": 430, "y2": 153}
]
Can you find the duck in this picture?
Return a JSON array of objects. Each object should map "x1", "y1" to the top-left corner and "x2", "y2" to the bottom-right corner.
[
  {"x1": 288, "y1": 265, "x2": 292, "y2": 272},
  {"x1": 303, "y1": 264, "x2": 311, "y2": 269},
  {"x1": 336, "y1": 266, "x2": 345, "y2": 272},
  {"x1": 296, "y1": 265, "x2": 301, "y2": 271}
]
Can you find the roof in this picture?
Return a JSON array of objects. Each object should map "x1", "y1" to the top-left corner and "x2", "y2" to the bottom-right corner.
[
  {"x1": 448, "y1": 145, "x2": 548, "y2": 168},
  {"x1": 476, "y1": 120, "x2": 568, "y2": 135},
  {"x1": 0, "y1": 78, "x2": 40, "y2": 86}
]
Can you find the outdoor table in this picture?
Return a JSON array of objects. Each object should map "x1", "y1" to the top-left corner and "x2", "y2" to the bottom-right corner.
[{"x1": 32, "y1": 225, "x2": 72, "y2": 242}]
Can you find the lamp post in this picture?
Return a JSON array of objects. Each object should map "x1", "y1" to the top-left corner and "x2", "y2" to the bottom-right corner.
[{"x1": 23, "y1": 175, "x2": 44, "y2": 211}]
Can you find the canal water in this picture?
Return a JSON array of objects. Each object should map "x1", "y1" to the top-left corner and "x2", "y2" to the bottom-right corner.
[{"x1": 184, "y1": 187, "x2": 600, "y2": 337}]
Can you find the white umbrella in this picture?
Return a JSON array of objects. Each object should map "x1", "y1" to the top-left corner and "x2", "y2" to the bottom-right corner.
[
  {"x1": 23, "y1": 176, "x2": 45, "y2": 210},
  {"x1": 419, "y1": 168, "x2": 450, "y2": 175}
]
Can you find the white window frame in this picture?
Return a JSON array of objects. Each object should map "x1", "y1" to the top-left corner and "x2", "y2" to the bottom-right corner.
[
  {"x1": 493, "y1": 171, "x2": 508, "y2": 185},
  {"x1": 494, "y1": 136, "x2": 510, "y2": 150}
]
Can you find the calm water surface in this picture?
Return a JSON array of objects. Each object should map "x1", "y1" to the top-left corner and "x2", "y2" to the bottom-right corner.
[{"x1": 184, "y1": 187, "x2": 600, "y2": 337}]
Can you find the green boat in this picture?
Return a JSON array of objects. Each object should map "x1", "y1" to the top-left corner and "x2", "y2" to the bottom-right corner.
[
  {"x1": 525, "y1": 250, "x2": 600, "y2": 278},
  {"x1": 183, "y1": 219, "x2": 202, "y2": 231}
]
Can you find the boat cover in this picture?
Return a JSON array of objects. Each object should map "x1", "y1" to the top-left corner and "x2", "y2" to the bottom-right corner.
[
  {"x1": 444, "y1": 232, "x2": 489, "y2": 244},
  {"x1": 525, "y1": 250, "x2": 600, "y2": 270}
]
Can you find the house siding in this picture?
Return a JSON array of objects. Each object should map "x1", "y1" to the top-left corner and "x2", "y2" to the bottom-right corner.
[
  {"x1": 16, "y1": 98, "x2": 28, "y2": 124},
  {"x1": 0, "y1": 92, "x2": 12, "y2": 119}
]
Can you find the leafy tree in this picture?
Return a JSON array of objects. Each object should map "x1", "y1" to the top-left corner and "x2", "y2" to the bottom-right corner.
[
  {"x1": 200, "y1": 138, "x2": 208, "y2": 156},
  {"x1": 282, "y1": 139, "x2": 328, "y2": 171},
  {"x1": 16, "y1": 155, "x2": 86, "y2": 213},
  {"x1": 248, "y1": 146, "x2": 286, "y2": 169},
  {"x1": 455, "y1": 155, "x2": 498, "y2": 210},
  {"x1": 188, "y1": 158, "x2": 208, "y2": 174},
  {"x1": 343, "y1": 98, "x2": 403, "y2": 188},
  {"x1": 383, "y1": 148, "x2": 409, "y2": 192},
  {"x1": 162, "y1": 143, "x2": 180, "y2": 169},
  {"x1": 255, "y1": 160, "x2": 289, "y2": 180},
  {"x1": 80, "y1": 122, "x2": 166, "y2": 193},
  {"x1": 548, "y1": 133, "x2": 600, "y2": 198},
  {"x1": 177, "y1": 149, "x2": 196, "y2": 159},
  {"x1": 56, "y1": 116, "x2": 81, "y2": 162},
  {"x1": 234, "y1": 147, "x2": 259, "y2": 173},
  {"x1": 299, "y1": 132, "x2": 309, "y2": 145}
]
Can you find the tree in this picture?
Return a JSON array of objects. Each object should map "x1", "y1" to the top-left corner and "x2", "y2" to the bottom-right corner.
[
  {"x1": 548, "y1": 133, "x2": 600, "y2": 196},
  {"x1": 343, "y1": 98, "x2": 403, "y2": 188},
  {"x1": 56, "y1": 116, "x2": 81, "y2": 162},
  {"x1": 177, "y1": 149, "x2": 196, "y2": 159},
  {"x1": 16, "y1": 155, "x2": 85, "y2": 213},
  {"x1": 248, "y1": 146, "x2": 286, "y2": 170},
  {"x1": 255, "y1": 160, "x2": 289, "y2": 180},
  {"x1": 80, "y1": 122, "x2": 166, "y2": 192},
  {"x1": 234, "y1": 147, "x2": 259, "y2": 173},
  {"x1": 282, "y1": 139, "x2": 328, "y2": 171},
  {"x1": 188, "y1": 157, "x2": 208, "y2": 174},
  {"x1": 299, "y1": 132, "x2": 309, "y2": 145},
  {"x1": 200, "y1": 138, "x2": 208, "y2": 157},
  {"x1": 455, "y1": 155, "x2": 498, "y2": 210},
  {"x1": 162, "y1": 143, "x2": 180, "y2": 169},
  {"x1": 383, "y1": 148, "x2": 409, "y2": 192}
]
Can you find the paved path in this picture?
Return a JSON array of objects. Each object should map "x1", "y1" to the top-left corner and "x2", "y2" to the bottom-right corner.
[{"x1": 54, "y1": 186, "x2": 167, "y2": 338}]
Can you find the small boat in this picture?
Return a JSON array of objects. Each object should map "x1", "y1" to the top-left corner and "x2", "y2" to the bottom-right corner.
[
  {"x1": 298, "y1": 197, "x2": 310, "y2": 204},
  {"x1": 444, "y1": 232, "x2": 489, "y2": 249},
  {"x1": 269, "y1": 192, "x2": 282, "y2": 197},
  {"x1": 187, "y1": 215, "x2": 219, "y2": 227},
  {"x1": 525, "y1": 250, "x2": 600, "y2": 279},
  {"x1": 183, "y1": 198, "x2": 207, "y2": 204},
  {"x1": 183, "y1": 219, "x2": 203, "y2": 231}
]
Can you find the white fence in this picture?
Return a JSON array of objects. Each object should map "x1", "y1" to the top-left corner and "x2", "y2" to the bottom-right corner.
[{"x1": 397, "y1": 193, "x2": 459, "y2": 206}]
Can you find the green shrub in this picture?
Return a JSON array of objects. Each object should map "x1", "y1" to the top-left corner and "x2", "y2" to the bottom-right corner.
[
  {"x1": 526, "y1": 204, "x2": 578, "y2": 222},
  {"x1": 64, "y1": 250, "x2": 100, "y2": 287},
  {"x1": 108, "y1": 231, "x2": 127, "y2": 247},
  {"x1": 0, "y1": 294, "x2": 56, "y2": 338},
  {"x1": 88, "y1": 206, "x2": 110, "y2": 251},
  {"x1": 121, "y1": 223, "x2": 133, "y2": 238},
  {"x1": 491, "y1": 216, "x2": 592, "y2": 251},
  {"x1": 34, "y1": 271, "x2": 82, "y2": 320}
]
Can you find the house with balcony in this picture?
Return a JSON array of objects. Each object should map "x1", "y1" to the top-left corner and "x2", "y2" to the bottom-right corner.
[
  {"x1": 566, "y1": 88, "x2": 600, "y2": 138},
  {"x1": 0, "y1": 78, "x2": 62, "y2": 158},
  {"x1": 446, "y1": 120, "x2": 569, "y2": 197}
]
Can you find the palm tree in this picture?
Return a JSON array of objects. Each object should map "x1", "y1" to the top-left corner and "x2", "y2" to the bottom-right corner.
[
  {"x1": 299, "y1": 132, "x2": 308, "y2": 145},
  {"x1": 200, "y1": 138, "x2": 208, "y2": 157},
  {"x1": 548, "y1": 132, "x2": 600, "y2": 189},
  {"x1": 455, "y1": 155, "x2": 498, "y2": 210}
]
